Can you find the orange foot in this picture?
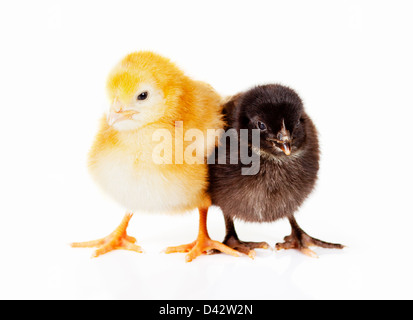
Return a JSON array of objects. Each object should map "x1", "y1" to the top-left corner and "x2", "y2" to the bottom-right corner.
[
  {"x1": 165, "y1": 236, "x2": 240, "y2": 262},
  {"x1": 71, "y1": 213, "x2": 142, "y2": 258},
  {"x1": 165, "y1": 206, "x2": 241, "y2": 262},
  {"x1": 222, "y1": 236, "x2": 270, "y2": 259}
]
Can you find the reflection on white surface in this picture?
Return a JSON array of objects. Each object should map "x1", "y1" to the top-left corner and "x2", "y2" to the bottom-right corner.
[{"x1": 1, "y1": 206, "x2": 412, "y2": 300}]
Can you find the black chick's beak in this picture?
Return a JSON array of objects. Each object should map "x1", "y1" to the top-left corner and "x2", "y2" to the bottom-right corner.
[
  {"x1": 280, "y1": 141, "x2": 291, "y2": 156},
  {"x1": 267, "y1": 139, "x2": 292, "y2": 156},
  {"x1": 267, "y1": 120, "x2": 292, "y2": 156},
  {"x1": 277, "y1": 120, "x2": 292, "y2": 156}
]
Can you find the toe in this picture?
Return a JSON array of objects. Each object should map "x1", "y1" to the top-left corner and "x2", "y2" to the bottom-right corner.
[
  {"x1": 125, "y1": 235, "x2": 137, "y2": 243},
  {"x1": 164, "y1": 242, "x2": 196, "y2": 254},
  {"x1": 276, "y1": 241, "x2": 296, "y2": 251},
  {"x1": 120, "y1": 239, "x2": 143, "y2": 253},
  {"x1": 92, "y1": 243, "x2": 114, "y2": 258},
  {"x1": 70, "y1": 238, "x2": 106, "y2": 248},
  {"x1": 245, "y1": 241, "x2": 270, "y2": 250},
  {"x1": 185, "y1": 246, "x2": 204, "y2": 263},
  {"x1": 210, "y1": 240, "x2": 241, "y2": 258},
  {"x1": 300, "y1": 247, "x2": 318, "y2": 258}
]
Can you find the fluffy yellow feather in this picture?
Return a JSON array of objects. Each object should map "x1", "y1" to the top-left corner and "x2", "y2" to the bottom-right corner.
[
  {"x1": 88, "y1": 51, "x2": 224, "y2": 213},
  {"x1": 72, "y1": 51, "x2": 239, "y2": 261}
]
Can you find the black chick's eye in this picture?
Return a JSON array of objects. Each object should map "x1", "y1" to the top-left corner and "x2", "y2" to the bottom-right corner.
[
  {"x1": 257, "y1": 121, "x2": 267, "y2": 131},
  {"x1": 137, "y1": 91, "x2": 148, "y2": 101}
]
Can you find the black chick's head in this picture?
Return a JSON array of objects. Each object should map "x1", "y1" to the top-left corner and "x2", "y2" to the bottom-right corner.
[{"x1": 234, "y1": 84, "x2": 306, "y2": 157}]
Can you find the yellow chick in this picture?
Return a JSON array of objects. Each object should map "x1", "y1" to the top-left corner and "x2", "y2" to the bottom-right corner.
[{"x1": 71, "y1": 51, "x2": 240, "y2": 262}]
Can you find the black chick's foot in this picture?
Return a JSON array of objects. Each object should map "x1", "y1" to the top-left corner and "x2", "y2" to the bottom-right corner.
[{"x1": 276, "y1": 217, "x2": 344, "y2": 258}]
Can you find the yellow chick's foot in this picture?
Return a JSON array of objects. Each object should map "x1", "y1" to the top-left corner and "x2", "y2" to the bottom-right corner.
[
  {"x1": 275, "y1": 217, "x2": 344, "y2": 258},
  {"x1": 208, "y1": 217, "x2": 269, "y2": 259},
  {"x1": 165, "y1": 237, "x2": 241, "y2": 263},
  {"x1": 164, "y1": 207, "x2": 241, "y2": 262},
  {"x1": 208, "y1": 237, "x2": 269, "y2": 259},
  {"x1": 223, "y1": 236, "x2": 270, "y2": 259},
  {"x1": 71, "y1": 213, "x2": 142, "y2": 258}
]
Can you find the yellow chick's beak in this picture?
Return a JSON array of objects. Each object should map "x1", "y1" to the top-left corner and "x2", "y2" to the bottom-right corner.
[{"x1": 107, "y1": 108, "x2": 138, "y2": 126}]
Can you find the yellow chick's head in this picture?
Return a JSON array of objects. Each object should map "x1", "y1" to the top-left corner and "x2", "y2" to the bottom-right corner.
[{"x1": 106, "y1": 51, "x2": 186, "y2": 131}]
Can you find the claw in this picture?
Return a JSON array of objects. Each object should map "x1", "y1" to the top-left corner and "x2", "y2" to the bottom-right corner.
[
  {"x1": 300, "y1": 247, "x2": 318, "y2": 258},
  {"x1": 247, "y1": 250, "x2": 256, "y2": 260}
]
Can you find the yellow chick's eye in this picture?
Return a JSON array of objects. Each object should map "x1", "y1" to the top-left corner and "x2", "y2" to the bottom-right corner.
[{"x1": 137, "y1": 91, "x2": 149, "y2": 101}]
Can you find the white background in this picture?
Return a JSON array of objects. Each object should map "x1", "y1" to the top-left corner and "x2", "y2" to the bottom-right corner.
[{"x1": 0, "y1": 0, "x2": 412, "y2": 300}]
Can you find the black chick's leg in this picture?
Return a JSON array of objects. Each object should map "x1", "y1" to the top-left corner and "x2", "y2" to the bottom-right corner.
[
  {"x1": 276, "y1": 216, "x2": 344, "y2": 258},
  {"x1": 221, "y1": 216, "x2": 270, "y2": 259}
]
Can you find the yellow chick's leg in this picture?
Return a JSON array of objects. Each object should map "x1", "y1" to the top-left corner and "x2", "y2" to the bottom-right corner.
[
  {"x1": 71, "y1": 213, "x2": 142, "y2": 258},
  {"x1": 165, "y1": 201, "x2": 241, "y2": 262}
]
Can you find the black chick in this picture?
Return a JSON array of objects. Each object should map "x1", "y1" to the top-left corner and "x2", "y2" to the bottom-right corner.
[{"x1": 208, "y1": 84, "x2": 344, "y2": 257}]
